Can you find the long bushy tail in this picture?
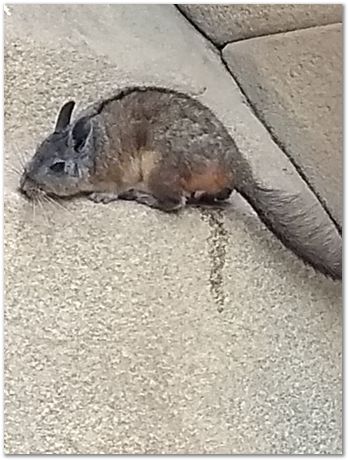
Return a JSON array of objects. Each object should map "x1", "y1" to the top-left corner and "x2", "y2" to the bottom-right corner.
[{"x1": 237, "y1": 184, "x2": 342, "y2": 280}]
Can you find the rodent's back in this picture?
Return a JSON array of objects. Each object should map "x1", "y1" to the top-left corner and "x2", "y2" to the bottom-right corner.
[{"x1": 93, "y1": 88, "x2": 252, "y2": 187}]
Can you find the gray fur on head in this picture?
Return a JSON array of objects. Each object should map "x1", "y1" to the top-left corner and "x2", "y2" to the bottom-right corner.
[{"x1": 20, "y1": 101, "x2": 95, "y2": 198}]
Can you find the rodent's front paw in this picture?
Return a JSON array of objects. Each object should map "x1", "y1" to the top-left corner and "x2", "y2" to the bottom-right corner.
[{"x1": 89, "y1": 192, "x2": 119, "y2": 204}]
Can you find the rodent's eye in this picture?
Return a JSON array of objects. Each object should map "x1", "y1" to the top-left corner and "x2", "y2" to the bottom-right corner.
[{"x1": 49, "y1": 161, "x2": 65, "y2": 174}]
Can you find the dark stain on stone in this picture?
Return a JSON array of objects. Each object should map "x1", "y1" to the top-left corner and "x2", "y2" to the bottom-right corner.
[{"x1": 201, "y1": 208, "x2": 228, "y2": 313}]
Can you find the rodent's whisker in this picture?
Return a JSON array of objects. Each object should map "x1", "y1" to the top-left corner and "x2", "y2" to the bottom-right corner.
[
  {"x1": 43, "y1": 195, "x2": 59, "y2": 213},
  {"x1": 31, "y1": 200, "x2": 36, "y2": 223},
  {"x1": 9, "y1": 149, "x2": 22, "y2": 172},
  {"x1": 8, "y1": 165, "x2": 21, "y2": 177},
  {"x1": 45, "y1": 195, "x2": 73, "y2": 216},
  {"x1": 18, "y1": 152, "x2": 28, "y2": 169},
  {"x1": 10, "y1": 141, "x2": 25, "y2": 168},
  {"x1": 36, "y1": 196, "x2": 49, "y2": 226}
]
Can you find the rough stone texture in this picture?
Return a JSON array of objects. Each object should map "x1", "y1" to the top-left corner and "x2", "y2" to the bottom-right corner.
[
  {"x1": 177, "y1": 4, "x2": 343, "y2": 46},
  {"x1": 4, "y1": 4, "x2": 342, "y2": 455},
  {"x1": 5, "y1": 193, "x2": 342, "y2": 455},
  {"x1": 223, "y1": 24, "x2": 342, "y2": 227}
]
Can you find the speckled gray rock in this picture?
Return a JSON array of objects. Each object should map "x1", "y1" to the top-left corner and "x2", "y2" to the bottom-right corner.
[
  {"x1": 4, "y1": 194, "x2": 342, "y2": 454},
  {"x1": 177, "y1": 4, "x2": 342, "y2": 46},
  {"x1": 223, "y1": 24, "x2": 342, "y2": 227},
  {"x1": 4, "y1": 4, "x2": 342, "y2": 455}
]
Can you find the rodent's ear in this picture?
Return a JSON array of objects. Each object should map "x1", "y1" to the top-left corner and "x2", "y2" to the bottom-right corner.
[
  {"x1": 70, "y1": 117, "x2": 93, "y2": 152},
  {"x1": 55, "y1": 101, "x2": 75, "y2": 133}
]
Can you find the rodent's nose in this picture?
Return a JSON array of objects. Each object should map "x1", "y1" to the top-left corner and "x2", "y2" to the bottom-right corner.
[
  {"x1": 19, "y1": 172, "x2": 32, "y2": 193},
  {"x1": 19, "y1": 173, "x2": 35, "y2": 197},
  {"x1": 18, "y1": 171, "x2": 43, "y2": 200},
  {"x1": 19, "y1": 173, "x2": 27, "y2": 191}
]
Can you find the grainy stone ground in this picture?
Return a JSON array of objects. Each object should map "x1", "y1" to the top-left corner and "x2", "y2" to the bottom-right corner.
[{"x1": 4, "y1": 5, "x2": 342, "y2": 454}]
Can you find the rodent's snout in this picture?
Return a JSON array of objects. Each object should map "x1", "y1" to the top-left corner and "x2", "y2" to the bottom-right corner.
[
  {"x1": 19, "y1": 172, "x2": 27, "y2": 191},
  {"x1": 19, "y1": 172, "x2": 41, "y2": 200},
  {"x1": 18, "y1": 173, "x2": 30, "y2": 197}
]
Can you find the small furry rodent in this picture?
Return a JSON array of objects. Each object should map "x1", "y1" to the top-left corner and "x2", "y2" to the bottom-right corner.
[{"x1": 19, "y1": 86, "x2": 342, "y2": 280}]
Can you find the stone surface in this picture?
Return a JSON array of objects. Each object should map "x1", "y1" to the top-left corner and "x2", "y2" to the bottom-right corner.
[
  {"x1": 223, "y1": 24, "x2": 342, "y2": 227},
  {"x1": 177, "y1": 4, "x2": 342, "y2": 46},
  {"x1": 4, "y1": 4, "x2": 342, "y2": 455},
  {"x1": 5, "y1": 194, "x2": 342, "y2": 455}
]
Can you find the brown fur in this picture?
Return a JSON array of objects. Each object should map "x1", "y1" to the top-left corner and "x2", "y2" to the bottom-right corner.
[
  {"x1": 179, "y1": 164, "x2": 233, "y2": 195},
  {"x1": 85, "y1": 90, "x2": 238, "y2": 204}
]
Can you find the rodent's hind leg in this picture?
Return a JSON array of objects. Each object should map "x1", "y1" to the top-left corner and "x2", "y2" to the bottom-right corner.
[
  {"x1": 187, "y1": 188, "x2": 233, "y2": 205},
  {"x1": 145, "y1": 167, "x2": 186, "y2": 212},
  {"x1": 118, "y1": 189, "x2": 138, "y2": 201},
  {"x1": 126, "y1": 190, "x2": 185, "y2": 212},
  {"x1": 210, "y1": 188, "x2": 233, "y2": 201},
  {"x1": 89, "y1": 192, "x2": 119, "y2": 204}
]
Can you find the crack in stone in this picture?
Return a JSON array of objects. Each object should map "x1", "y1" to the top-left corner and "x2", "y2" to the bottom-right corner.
[{"x1": 201, "y1": 209, "x2": 228, "y2": 313}]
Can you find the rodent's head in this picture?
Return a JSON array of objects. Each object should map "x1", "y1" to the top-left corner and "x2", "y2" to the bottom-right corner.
[{"x1": 20, "y1": 101, "x2": 95, "y2": 200}]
